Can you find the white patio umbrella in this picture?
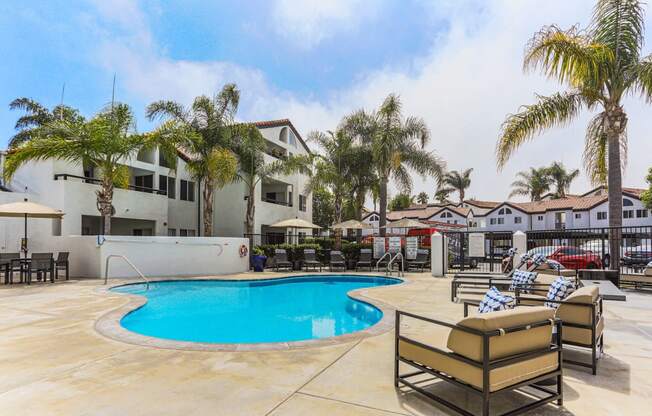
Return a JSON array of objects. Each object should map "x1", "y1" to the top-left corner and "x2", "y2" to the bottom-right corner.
[
  {"x1": 0, "y1": 199, "x2": 64, "y2": 255},
  {"x1": 331, "y1": 219, "x2": 373, "y2": 230},
  {"x1": 269, "y1": 217, "x2": 321, "y2": 243},
  {"x1": 382, "y1": 218, "x2": 429, "y2": 229}
]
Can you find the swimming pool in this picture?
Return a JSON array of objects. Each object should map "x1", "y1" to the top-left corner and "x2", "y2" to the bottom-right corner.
[{"x1": 111, "y1": 275, "x2": 401, "y2": 344}]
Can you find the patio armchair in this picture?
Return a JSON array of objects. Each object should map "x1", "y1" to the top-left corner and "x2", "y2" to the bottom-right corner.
[
  {"x1": 518, "y1": 286, "x2": 604, "y2": 375},
  {"x1": 396, "y1": 307, "x2": 563, "y2": 416},
  {"x1": 355, "y1": 249, "x2": 373, "y2": 271},
  {"x1": 273, "y1": 249, "x2": 293, "y2": 272},
  {"x1": 0, "y1": 252, "x2": 21, "y2": 284},
  {"x1": 620, "y1": 264, "x2": 652, "y2": 290},
  {"x1": 302, "y1": 249, "x2": 323, "y2": 272},
  {"x1": 329, "y1": 250, "x2": 346, "y2": 272},
  {"x1": 27, "y1": 253, "x2": 54, "y2": 284},
  {"x1": 55, "y1": 252, "x2": 70, "y2": 280},
  {"x1": 406, "y1": 249, "x2": 429, "y2": 272}
]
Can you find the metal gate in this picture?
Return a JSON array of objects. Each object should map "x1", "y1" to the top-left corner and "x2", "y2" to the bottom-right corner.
[{"x1": 443, "y1": 231, "x2": 513, "y2": 274}]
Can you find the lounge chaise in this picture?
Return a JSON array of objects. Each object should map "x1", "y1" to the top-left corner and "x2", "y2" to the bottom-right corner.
[
  {"x1": 273, "y1": 249, "x2": 293, "y2": 272},
  {"x1": 329, "y1": 250, "x2": 346, "y2": 272},
  {"x1": 302, "y1": 249, "x2": 323, "y2": 272},
  {"x1": 396, "y1": 306, "x2": 563, "y2": 416},
  {"x1": 406, "y1": 249, "x2": 429, "y2": 272},
  {"x1": 355, "y1": 249, "x2": 373, "y2": 271}
]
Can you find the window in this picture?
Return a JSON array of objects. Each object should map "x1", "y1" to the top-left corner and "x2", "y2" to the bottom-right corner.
[
  {"x1": 514, "y1": 216, "x2": 522, "y2": 224},
  {"x1": 490, "y1": 218, "x2": 496, "y2": 225},
  {"x1": 369, "y1": 215, "x2": 378, "y2": 221},
  {"x1": 453, "y1": 220, "x2": 458, "y2": 224},
  {"x1": 288, "y1": 191, "x2": 293, "y2": 207},
  {"x1": 167, "y1": 177, "x2": 176, "y2": 199},
  {"x1": 180, "y1": 180, "x2": 195, "y2": 202},
  {"x1": 299, "y1": 195, "x2": 307, "y2": 212},
  {"x1": 179, "y1": 229, "x2": 196, "y2": 237},
  {"x1": 288, "y1": 130, "x2": 297, "y2": 147},
  {"x1": 186, "y1": 229, "x2": 196, "y2": 237},
  {"x1": 537, "y1": 215, "x2": 544, "y2": 221},
  {"x1": 636, "y1": 209, "x2": 649, "y2": 218},
  {"x1": 575, "y1": 213, "x2": 581, "y2": 219},
  {"x1": 597, "y1": 211, "x2": 607, "y2": 220},
  {"x1": 440, "y1": 212, "x2": 452, "y2": 218},
  {"x1": 167, "y1": 228, "x2": 176, "y2": 236},
  {"x1": 497, "y1": 218, "x2": 504, "y2": 225},
  {"x1": 623, "y1": 198, "x2": 634, "y2": 206},
  {"x1": 159, "y1": 175, "x2": 168, "y2": 195},
  {"x1": 505, "y1": 208, "x2": 512, "y2": 214},
  {"x1": 623, "y1": 210, "x2": 634, "y2": 219},
  {"x1": 497, "y1": 207, "x2": 512, "y2": 215}
]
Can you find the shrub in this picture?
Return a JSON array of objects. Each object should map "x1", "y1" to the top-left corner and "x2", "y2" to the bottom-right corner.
[
  {"x1": 257, "y1": 243, "x2": 322, "y2": 261},
  {"x1": 341, "y1": 242, "x2": 373, "y2": 261}
]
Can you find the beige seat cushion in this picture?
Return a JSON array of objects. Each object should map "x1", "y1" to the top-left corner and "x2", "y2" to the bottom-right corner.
[
  {"x1": 518, "y1": 294, "x2": 547, "y2": 306},
  {"x1": 537, "y1": 268, "x2": 576, "y2": 278},
  {"x1": 646, "y1": 267, "x2": 652, "y2": 277},
  {"x1": 447, "y1": 307, "x2": 554, "y2": 362},
  {"x1": 399, "y1": 340, "x2": 558, "y2": 392},
  {"x1": 621, "y1": 274, "x2": 652, "y2": 284},
  {"x1": 535, "y1": 274, "x2": 558, "y2": 286},
  {"x1": 556, "y1": 286, "x2": 599, "y2": 326},
  {"x1": 562, "y1": 316, "x2": 605, "y2": 345}
]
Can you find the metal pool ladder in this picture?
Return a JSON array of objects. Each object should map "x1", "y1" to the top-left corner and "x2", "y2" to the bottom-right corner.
[
  {"x1": 387, "y1": 252, "x2": 404, "y2": 277},
  {"x1": 104, "y1": 255, "x2": 150, "y2": 290}
]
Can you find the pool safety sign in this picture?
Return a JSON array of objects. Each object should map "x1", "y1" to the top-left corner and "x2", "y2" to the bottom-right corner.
[
  {"x1": 373, "y1": 237, "x2": 385, "y2": 259},
  {"x1": 406, "y1": 237, "x2": 418, "y2": 259},
  {"x1": 388, "y1": 237, "x2": 401, "y2": 254}
]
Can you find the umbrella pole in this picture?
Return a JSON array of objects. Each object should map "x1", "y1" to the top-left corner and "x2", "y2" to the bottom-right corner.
[{"x1": 23, "y1": 213, "x2": 28, "y2": 258}]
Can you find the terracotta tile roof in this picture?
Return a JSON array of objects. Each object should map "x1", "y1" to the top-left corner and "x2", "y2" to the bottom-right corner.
[
  {"x1": 463, "y1": 199, "x2": 501, "y2": 209},
  {"x1": 250, "y1": 119, "x2": 311, "y2": 154},
  {"x1": 388, "y1": 205, "x2": 470, "y2": 220}
]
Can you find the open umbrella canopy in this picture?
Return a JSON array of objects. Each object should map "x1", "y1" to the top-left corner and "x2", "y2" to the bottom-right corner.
[
  {"x1": 332, "y1": 219, "x2": 372, "y2": 230},
  {"x1": 269, "y1": 218, "x2": 321, "y2": 229},
  {"x1": 383, "y1": 218, "x2": 429, "y2": 229},
  {"x1": 0, "y1": 200, "x2": 64, "y2": 218}
]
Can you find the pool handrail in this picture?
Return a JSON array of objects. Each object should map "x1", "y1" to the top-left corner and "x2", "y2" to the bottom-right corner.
[
  {"x1": 104, "y1": 255, "x2": 150, "y2": 290},
  {"x1": 388, "y1": 252, "x2": 404, "y2": 277}
]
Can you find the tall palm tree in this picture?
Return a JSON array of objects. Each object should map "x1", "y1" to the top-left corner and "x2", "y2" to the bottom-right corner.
[
  {"x1": 146, "y1": 84, "x2": 240, "y2": 236},
  {"x1": 434, "y1": 187, "x2": 452, "y2": 204},
  {"x1": 3, "y1": 103, "x2": 176, "y2": 234},
  {"x1": 344, "y1": 94, "x2": 445, "y2": 236},
  {"x1": 9, "y1": 98, "x2": 84, "y2": 147},
  {"x1": 547, "y1": 162, "x2": 580, "y2": 198},
  {"x1": 416, "y1": 191, "x2": 429, "y2": 204},
  {"x1": 509, "y1": 167, "x2": 552, "y2": 201},
  {"x1": 440, "y1": 168, "x2": 473, "y2": 204},
  {"x1": 231, "y1": 124, "x2": 311, "y2": 239},
  {"x1": 346, "y1": 144, "x2": 377, "y2": 220},
  {"x1": 497, "y1": 0, "x2": 652, "y2": 269}
]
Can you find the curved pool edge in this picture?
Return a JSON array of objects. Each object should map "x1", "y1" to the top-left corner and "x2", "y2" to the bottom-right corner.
[{"x1": 94, "y1": 273, "x2": 407, "y2": 352}]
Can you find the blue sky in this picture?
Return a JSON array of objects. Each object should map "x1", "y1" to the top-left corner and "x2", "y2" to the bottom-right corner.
[{"x1": 1, "y1": 1, "x2": 650, "y2": 199}]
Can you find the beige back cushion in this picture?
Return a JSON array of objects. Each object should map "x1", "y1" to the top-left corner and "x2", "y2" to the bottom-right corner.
[
  {"x1": 556, "y1": 286, "x2": 599, "y2": 325},
  {"x1": 447, "y1": 306, "x2": 555, "y2": 362},
  {"x1": 535, "y1": 274, "x2": 558, "y2": 286},
  {"x1": 645, "y1": 266, "x2": 652, "y2": 277}
]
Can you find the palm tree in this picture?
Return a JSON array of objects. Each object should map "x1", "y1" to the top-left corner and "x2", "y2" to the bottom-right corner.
[
  {"x1": 344, "y1": 94, "x2": 445, "y2": 236},
  {"x1": 440, "y1": 168, "x2": 473, "y2": 204},
  {"x1": 231, "y1": 124, "x2": 311, "y2": 239},
  {"x1": 416, "y1": 191, "x2": 429, "y2": 204},
  {"x1": 547, "y1": 162, "x2": 580, "y2": 198},
  {"x1": 509, "y1": 168, "x2": 552, "y2": 201},
  {"x1": 3, "y1": 103, "x2": 176, "y2": 234},
  {"x1": 497, "y1": 0, "x2": 652, "y2": 269},
  {"x1": 434, "y1": 187, "x2": 452, "y2": 204},
  {"x1": 146, "y1": 84, "x2": 240, "y2": 236},
  {"x1": 9, "y1": 98, "x2": 84, "y2": 147}
]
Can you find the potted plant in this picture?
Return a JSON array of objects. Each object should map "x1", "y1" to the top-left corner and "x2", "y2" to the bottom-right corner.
[{"x1": 251, "y1": 246, "x2": 267, "y2": 272}]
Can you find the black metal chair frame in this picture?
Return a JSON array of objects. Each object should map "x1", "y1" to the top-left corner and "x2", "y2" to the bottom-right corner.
[
  {"x1": 329, "y1": 251, "x2": 346, "y2": 272},
  {"x1": 0, "y1": 253, "x2": 21, "y2": 284},
  {"x1": 27, "y1": 253, "x2": 55, "y2": 284},
  {"x1": 396, "y1": 310, "x2": 563, "y2": 416},
  {"x1": 55, "y1": 252, "x2": 70, "y2": 280},
  {"x1": 355, "y1": 249, "x2": 373, "y2": 271},
  {"x1": 302, "y1": 249, "x2": 323, "y2": 272},
  {"x1": 273, "y1": 249, "x2": 293, "y2": 272},
  {"x1": 406, "y1": 249, "x2": 430, "y2": 272}
]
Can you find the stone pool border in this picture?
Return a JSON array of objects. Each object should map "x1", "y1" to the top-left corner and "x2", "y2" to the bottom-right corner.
[{"x1": 94, "y1": 273, "x2": 409, "y2": 352}]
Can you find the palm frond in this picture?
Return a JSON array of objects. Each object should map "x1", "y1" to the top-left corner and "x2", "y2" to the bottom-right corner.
[
  {"x1": 591, "y1": 0, "x2": 644, "y2": 70},
  {"x1": 633, "y1": 53, "x2": 652, "y2": 101},
  {"x1": 146, "y1": 100, "x2": 187, "y2": 122}
]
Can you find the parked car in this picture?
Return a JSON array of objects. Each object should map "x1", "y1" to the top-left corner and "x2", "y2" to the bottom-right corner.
[
  {"x1": 546, "y1": 246, "x2": 602, "y2": 270},
  {"x1": 526, "y1": 246, "x2": 564, "y2": 258},
  {"x1": 622, "y1": 242, "x2": 652, "y2": 269},
  {"x1": 578, "y1": 239, "x2": 628, "y2": 268}
]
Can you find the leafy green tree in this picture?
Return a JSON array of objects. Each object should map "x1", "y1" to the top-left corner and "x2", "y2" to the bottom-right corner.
[
  {"x1": 312, "y1": 187, "x2": 335, "y2": 229},
  {"x1": 4, "y1": 103, "x2": 176, "y2": 235},
  {"x1": 440, "y1": 168, "x2": 473, "y2": 204},
  {"x1": 231, "y1": 124, "x2": 311, "y2": 237},
  {"x1": 344, "y1": 94, "x2": 444, "y2": 235},
  {"x1": 146, "y1": 84, "x2": 240, "y2": 236},
  {"x1": 641, "y1": 168, "x2": 652, "y2": 209},
  {"x1": 497, "y1": 0, "x2": 652, "y2": 268},
  {"x1": 509, "y1": 167, "x2": 552, "y2": 201},
  {"x1": 389, "y1": 193, "x2": 414, "y2": 211},
  {"x1": 9, "y1": 98, "x2": 84, "y2": 147},
  {"x1": 416, "y1": 191, "x2": 429, "y2": 204},
  {"x1": 434, "y1": 187, "x2": 452, "y2": 204},
  {"x1": 546, "y1": 162, "x2": 580, "y2": 198}
]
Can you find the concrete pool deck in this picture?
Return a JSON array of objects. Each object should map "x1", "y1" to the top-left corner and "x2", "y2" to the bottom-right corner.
[{"x1": 0, "y1": 271, "x2": 651, "y2": 415}]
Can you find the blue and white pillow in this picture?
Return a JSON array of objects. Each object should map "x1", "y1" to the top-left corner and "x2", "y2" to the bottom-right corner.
[
  {"x1": 531, "y1": 253, "x2": 547, "y2": 267},
  {"x1": 545, "y1": 259, "x2": 563, "y2": 271},
  {"x1": 545, "y1": 277, "x2": 575, "y2": 308},
  {"x1": 478, "y1": 286, "x2": 514, "y2": 313},
  {"x1": 507, "y1": 247, "x2": 518, "y2": 257},
  {"x1": 510, "y1": 270, "x2": 537, "y2": 290}
]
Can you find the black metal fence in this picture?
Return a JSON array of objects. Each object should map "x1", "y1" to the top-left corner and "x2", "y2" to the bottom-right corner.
[
  {"x1": 245, "y1": 233, "x2": 358, "y2": 247},
  {"x1": 444, "y1": 231, "x2": 513, "y2": 274},
  {"x1": 526, "y1": 226, "x2": 652, "y2": 275}
]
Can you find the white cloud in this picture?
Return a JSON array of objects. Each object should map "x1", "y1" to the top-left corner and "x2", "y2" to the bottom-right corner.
[
  {"x1": 271, "y1": 0, "x2": 380, "y2": 49},
  {"x1": 89, "y1": 0, "x2": 652, "y2": 201}
]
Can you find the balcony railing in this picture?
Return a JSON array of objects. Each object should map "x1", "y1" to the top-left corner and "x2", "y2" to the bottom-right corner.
[
  {"x1": 54, "y1": 174, "x2": 167, "y2": 195},
  {"x1": 261, "y1": 196, "x2": 292, "y2": 207}
]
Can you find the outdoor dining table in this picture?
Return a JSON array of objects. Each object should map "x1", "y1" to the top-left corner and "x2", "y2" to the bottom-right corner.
[{"x1": 580, "y1": 279, "x2": 627, "y2": 301}]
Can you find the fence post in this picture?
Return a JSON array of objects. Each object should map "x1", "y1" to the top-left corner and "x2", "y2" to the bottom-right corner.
[
  {"x1": 513, "y1": 231, "x2": 527, "y2": 266},
  {"x1": 431, "y1": 232, "x2": 447, "y2": 277}
]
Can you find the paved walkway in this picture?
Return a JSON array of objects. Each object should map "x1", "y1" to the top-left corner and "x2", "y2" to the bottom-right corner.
[{"x1": 0, "y1": 272, "x2": 650, "y2": 415}]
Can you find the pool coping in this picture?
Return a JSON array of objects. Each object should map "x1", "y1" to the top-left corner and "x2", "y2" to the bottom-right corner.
[{"x1": 94, "y1": 273, "x2": 409, "y2": 352}]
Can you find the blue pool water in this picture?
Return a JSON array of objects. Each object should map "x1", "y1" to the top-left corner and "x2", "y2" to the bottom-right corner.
[{"x1": 111, "y1": 275, "x2": 400, "y2": 344}]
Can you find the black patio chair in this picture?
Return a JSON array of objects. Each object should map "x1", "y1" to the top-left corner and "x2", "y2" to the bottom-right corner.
[
  {"x1": 406, "y1": 249, "x2": 430, "y2": 272},
  {"x1": 55, "y1": 252, "x2": 70, "y2": 280},
  {"x1": 355, "y1": 249, "x2": 373, "y2": 271},
  {"x1": 273, "y1": 249, "x2": 293, "y2": 272},
  {"x1": 0, "y1": 252, "x2": 21, "y2": 284},
  {"x1": 27, "y1": 253, "x2": 54, "y2": 284},
  {"x1": 329, "y1": 250, "x2": 346, "y2": 272},
  {"x1": 302, "y1": 249, "x2": 323, "y2": 272}
]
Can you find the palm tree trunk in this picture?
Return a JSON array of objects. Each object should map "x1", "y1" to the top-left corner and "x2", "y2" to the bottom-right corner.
[
  {"x1": 202, "y1": 180, "x2": 215, "y2": 236},
  {"x1": 379, "y1": 178, "x2": 388, "y2": 237},
  {"x1": 245, "y1": 182, "x2": 256, "y2": 244},
  {"x1": 606, "y1": 106, "x2": 626, "y2": 271},
  {"x1": 96, "y1": 180, "x2": 114, "y2": 235},
  {"x1": 334, "y1": 193, "x2": 343, "y2": 250}
]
